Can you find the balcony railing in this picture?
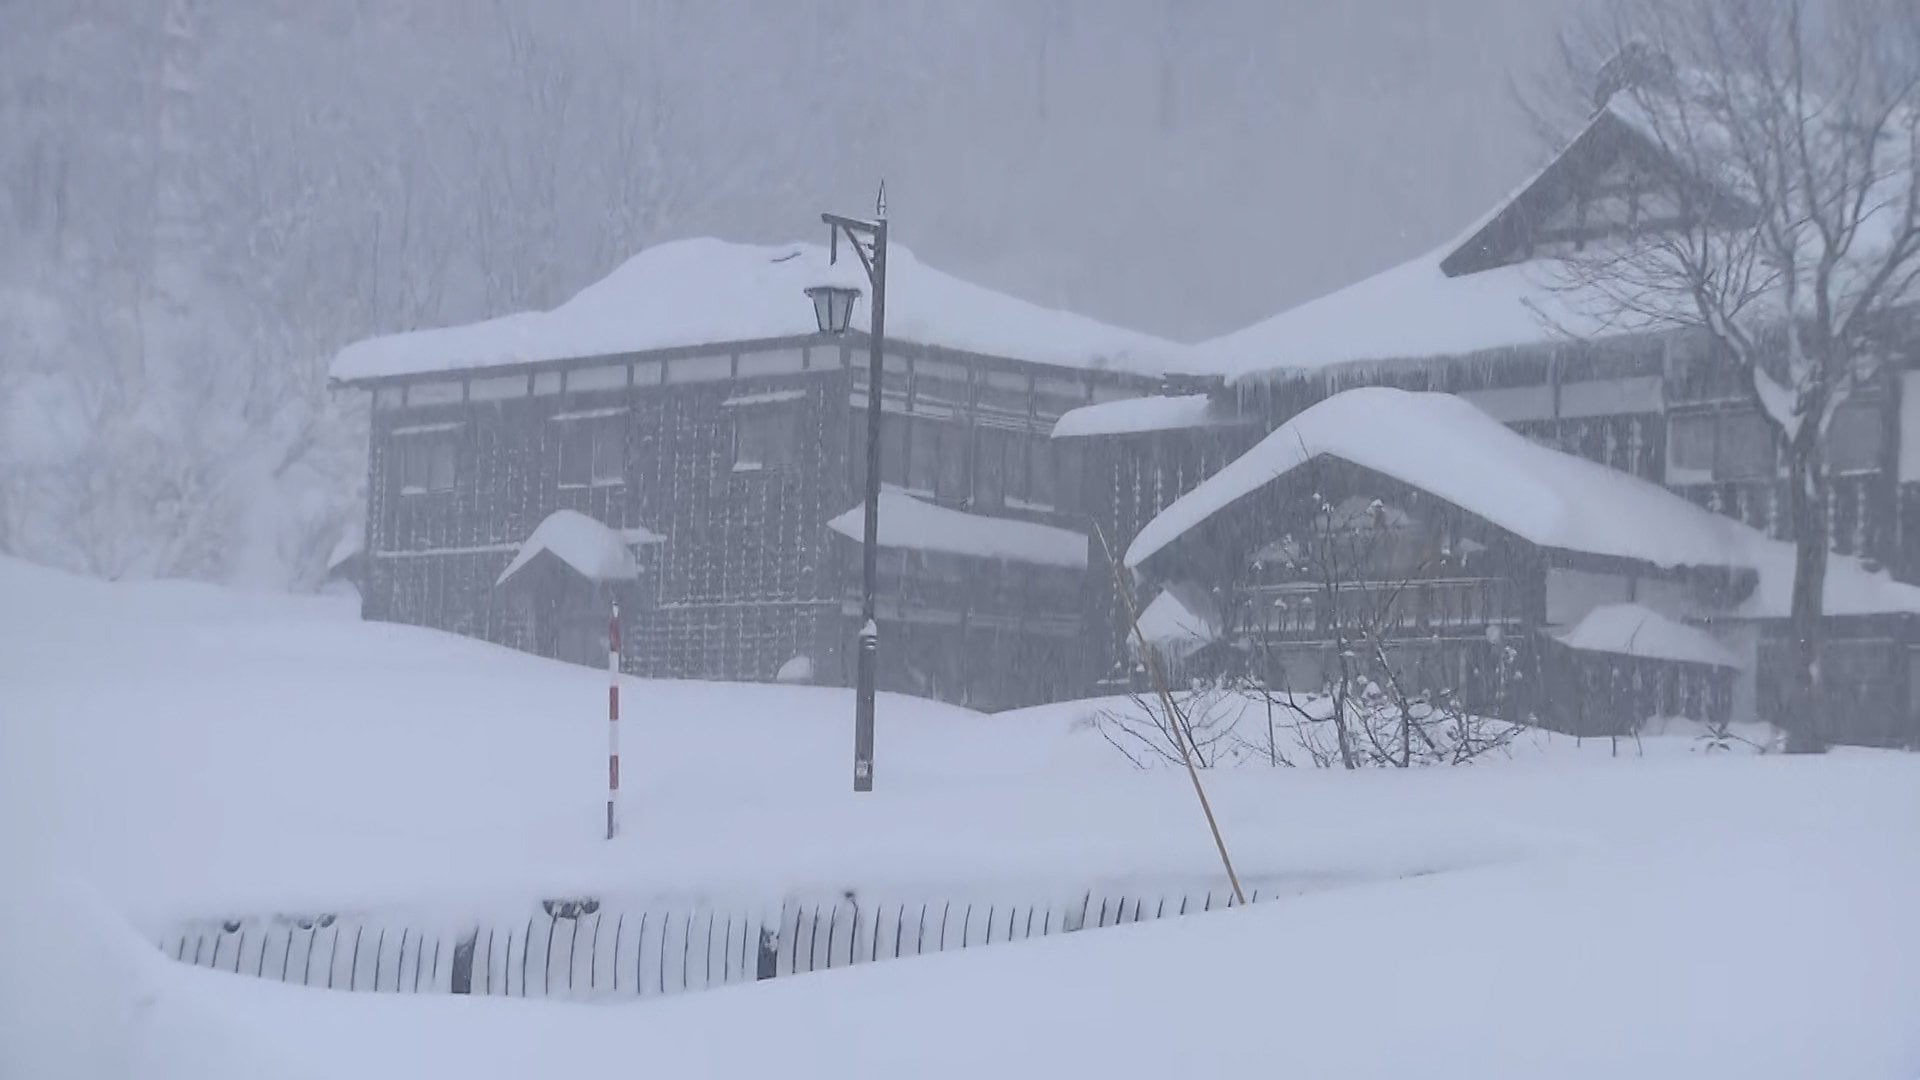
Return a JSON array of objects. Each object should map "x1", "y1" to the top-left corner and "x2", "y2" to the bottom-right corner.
[{"x1": 1246, "y1": 576, "x2": 1520, "y2": 639}]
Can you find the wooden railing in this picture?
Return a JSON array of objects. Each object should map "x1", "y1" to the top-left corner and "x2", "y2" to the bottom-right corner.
[{"x1": 1246, "y1": 577, "x2": 1520, "y2": 639}]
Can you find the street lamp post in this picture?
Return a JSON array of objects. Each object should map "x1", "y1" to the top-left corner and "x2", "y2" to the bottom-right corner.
[{"x1": 808, "y1": 185, "x2": 887, "y2": 793}]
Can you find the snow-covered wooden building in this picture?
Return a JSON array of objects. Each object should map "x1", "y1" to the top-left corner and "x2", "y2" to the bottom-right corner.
[
  {"x1": 1062, "y1": 100, "x2": 1920, "y2": 744},
  {"x1": 329, "y1": 238, "x2": 1188, "y2": 708}
]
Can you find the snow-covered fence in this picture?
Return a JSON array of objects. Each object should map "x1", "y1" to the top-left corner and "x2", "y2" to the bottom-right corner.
[
  {"x1": 153, "y1": 885, "x2": 1270, "y2": 1001},
  {"x1": 158, "y1": 913, "x2": 463, "y2": 994}
]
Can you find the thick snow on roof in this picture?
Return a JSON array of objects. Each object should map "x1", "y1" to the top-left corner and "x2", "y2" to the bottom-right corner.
[
  {"x1": 1555, "y1": 603, "x2": 1742, "y2": 669},
  {"x1": 1191, "y1": 112, "x2": 1681, "y2": 384},
  {"x1": 495, "y1": 510, "x2": 663, "y2": 587},
  {"x1": 332, "y1": 237, "x2": 1189, "y2": 382},
  {"x1": 827, "y1": 488, "x2": 1088, "y2": 569},
  {"x1": 1125, "y1": 388, "x2": 1752, "y2": 571},
  {"x1": 1051, "y1": 394, "x2": 1234, "y2": 439},
  {"x1": 1194, "y1": 239, "x2": 1664, "y2": 382}
]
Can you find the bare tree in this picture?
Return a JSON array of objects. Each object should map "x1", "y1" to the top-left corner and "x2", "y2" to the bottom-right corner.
[
  {"x1": 1240, "y1": 484, "x2": 1523, "y2": 770},
  {"x1": 1099, "y1": 458, "x2": 1523, "y2": 771},
  {"x1": 1551, "y1": 0, "x2": 1920, "y2": 751}
]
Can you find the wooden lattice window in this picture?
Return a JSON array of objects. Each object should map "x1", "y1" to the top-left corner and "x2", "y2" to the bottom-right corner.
[
  {"x1": 1828, "y1": 400, "x2": 1885, "y2": 475},
  {"x1": 395, "y1": 425, "x2": 458, "y2": 495},
  {"x1": 1668, "y1": 409, "x2": 1776, "y2": 481},
  {"x1": 734, "y1": 408, "x2": 798, "y2": 471},
  {"x1": 557, "y1": 413, "x2": 625, "y2": 488}
]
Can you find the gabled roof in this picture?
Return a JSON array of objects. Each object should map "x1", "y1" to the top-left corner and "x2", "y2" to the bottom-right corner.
[
  {"x1": 496, "y1": 510, "x2": 663, "y2": 587},
  {"x1": 827, "y1": 488, "x2": 1088, "y2": 569},
  {"x1": 1194, "y1": 112, "x2": 1704, "y2": 383},
  {"x1": 331, "y1": 237, "x2": 1191, "y2": 383},
  {"x1": 1125, "y1": 388, "x2": 1754, "y2": 572},
  {"x1": 1438, "y1": 109, "x2": 1721, "y2": 277}
]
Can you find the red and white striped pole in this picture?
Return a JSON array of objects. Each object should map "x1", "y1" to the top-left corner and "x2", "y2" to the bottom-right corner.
[{"x1": 607, "y1": 598, "x2": 621, "y2": 840}]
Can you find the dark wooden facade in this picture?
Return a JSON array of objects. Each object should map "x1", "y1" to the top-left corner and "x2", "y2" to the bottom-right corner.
[
  {"x1": 1122, "y1": 455, "x2": 1751, "y2": 734},
  {"x1": 351, "y1": 333, "x2": 1155, "y2": 709},
  {"x1": 1074, "y1": 338, "x2": 1916, "y2": 743}
]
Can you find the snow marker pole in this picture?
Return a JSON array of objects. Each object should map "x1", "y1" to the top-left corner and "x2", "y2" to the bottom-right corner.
[
  {"x1": 607, "y1": 598, "x2": 621, "y2": 840},
  {"x1": 1093, "y1": 523, "x2": 1246, "y2": 905}
]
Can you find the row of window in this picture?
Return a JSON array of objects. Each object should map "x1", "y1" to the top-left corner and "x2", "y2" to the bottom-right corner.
[
  {"x1": 1667, "y1": 401, "x2": 1883, "y2": 481},
  {"x1": 397, "y1": 396, "x2": 1894, "y2": 499},
  {"x1": 395, "y1": 407, "x2": 1081, "y2": 516},
  {"x1": 855, "y1": 414, "x2": 1082, "y2": 513},
  {"x1": 395, "y1": 414, "x2": 624, "y2": 493}
]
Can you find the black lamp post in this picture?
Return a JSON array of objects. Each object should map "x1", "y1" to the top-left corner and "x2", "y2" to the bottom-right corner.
[{"x1": 809, "y1": 185, "x2": 887, "y2": 793}]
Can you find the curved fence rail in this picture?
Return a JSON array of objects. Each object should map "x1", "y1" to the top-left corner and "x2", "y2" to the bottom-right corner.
[{"x1": 155, "y1": 886, "x2": 1272, "y2": 1002}]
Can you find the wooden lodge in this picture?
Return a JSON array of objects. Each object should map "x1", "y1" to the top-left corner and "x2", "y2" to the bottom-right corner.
[
  {"x1": 330, "y1": 238, "x2": 1176, "y2": 710},
  {"x1": 1058, "y1": 102, "x2": 1920, "y2": 745},
  {"x1": 331, "y1": 101, "x2": 1920, "y2": 743}
]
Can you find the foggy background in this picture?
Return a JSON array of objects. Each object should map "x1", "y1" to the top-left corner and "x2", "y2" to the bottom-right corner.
[{"x1": 0, "y1": 0, "x2": 1583, "y2": 584}]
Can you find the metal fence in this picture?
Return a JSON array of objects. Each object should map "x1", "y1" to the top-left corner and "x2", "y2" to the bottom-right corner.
[{"x1": 155, "y1": 886, "x2": 1269, "y2": 1002}]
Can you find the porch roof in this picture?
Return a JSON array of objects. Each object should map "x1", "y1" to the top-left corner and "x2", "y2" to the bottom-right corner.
[
  {"x1": 827, "y1": 488, "x2": 1088, "y2": 569},
  {"x1": 495, "y1": 510, "x2": 663, "y2": 588},
  {"x1": 1132, "y1": 582, "x2": 1224, "y2": 660},
  {"x1": 1126, "y1": 387, "x2": 1754, "y2": 574},
  {"x1": 1051, "y1": 394, "x2": 1237, "y2": 439},
  {"x1": 1555, "y1": 603, "x2": 1743, "y2": 670}
]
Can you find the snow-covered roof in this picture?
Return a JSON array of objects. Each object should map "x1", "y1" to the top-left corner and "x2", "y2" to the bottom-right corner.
[
  {"x1": 1051, "y1": 394, "x2": 1238, "y2": 439},
  {"x1": 1187, "y1": 109, "x2": 1706, "y2": 384},
  {"x1": 1125, "y1": 388, "x2": 1753, "y2": 572},
  {"x1": 495, "y1": 510, "x2": 664, "y2": 587},
  {"x1": 1132, "y1": 583, "x2": 1223, "y2": 660},
  {"x1": 332, "y1": 237, "x2": 1190, "y2": 383},
  {"x1": 325, "y1": 520, "x2": 364, "y2": 572},
  {"x1": 1732, "y1": 542, "x2": 1920, "y2": 621},
  {"x1": 1194, "y1": 234, "x2": 1663, "y2": 383},
  {"x1": 826, "y1": 488, "x2": 1088, "y2": 569},
  {"x1": 1555, "y1": 603, "x2": 1743, "y2": 669}
]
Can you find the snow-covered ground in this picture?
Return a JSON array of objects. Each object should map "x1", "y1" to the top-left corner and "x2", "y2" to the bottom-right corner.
[{"x1": 3, "y1": 556, "x2": 1917, "y2": 1078}]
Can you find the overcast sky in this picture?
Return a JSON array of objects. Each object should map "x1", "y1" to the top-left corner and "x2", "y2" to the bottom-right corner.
[{"x1": 782, "y1": 0, "x2": 1589, "y2": 341}]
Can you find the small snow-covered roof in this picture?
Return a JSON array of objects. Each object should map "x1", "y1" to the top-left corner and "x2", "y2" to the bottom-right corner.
[
  {"x1": 496, "y1": 510, "x2": 664, "y2": 587},
  {"x1": 1132, "y1": 583, "x2": 1223, "y2": 661},
  {"x1": 1555, "y1": 603, "x2": 1743, "y2": 669},
  {"x1": 1051, "y1": 394, "x2": 1238, "y2": 439},
  {"x1": 1125, "y1": 388, "x2": 1752, "y2": 572},
  {"x1": 326, "y1": 520, "x2": 364, "y2": 572},
  {"x1": 332, "y1": 237, "x2": 1190, "y2": 383},
  {"x1": 826, "y1": 488, "x2": 1088, "y2": 569},
  {"x1": 1732, "y1": 542, "x2": 1920, "y2": 621}
]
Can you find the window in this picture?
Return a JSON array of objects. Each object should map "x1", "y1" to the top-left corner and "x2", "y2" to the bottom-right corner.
[
  {"x1": 936, "y1": 423, "x2": 968, "y2": 500},
  {"x1": 974, "y1": 428, "x2": 1011, "y2": 509},
  {"x1": 907, "y1": 419, "x2": 940, "y2": 494},
  {"x1": 1828, "y1": 400, "x2": 1884, "y2": 474},
  {"x1": 734, "y1": 408, "x2": 799, "y2": 471},
  {"x1": 876, "y1": 413, "x2": 908, "y2": 485},
  {"x1": 558, "y1": 415, "x2": 625, "y2": 487},
  {"x1": 1716, "y1": 411, "x2": 1775, "y2": 479},
  {"x1": 1028, "y1": 439, "x2": 1056, "y2": 507},
  {"x1": 1053, "y1": 442, "x2": 1083, "y2": 514},
  {"x1": 397, "y1": 430, "x2": 457, "y2": 494},
  {"x1": 1666, "y1": 409, "x2": 1776, "y2": 481},
  {"x1": 1668, "y1": 413, "x2": 1715, "y2": 475}
]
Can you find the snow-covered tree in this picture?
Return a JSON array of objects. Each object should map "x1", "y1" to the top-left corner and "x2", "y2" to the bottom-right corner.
[{"x1": 1556, "y1": 0, "x2": 1920, "y2": 751}]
